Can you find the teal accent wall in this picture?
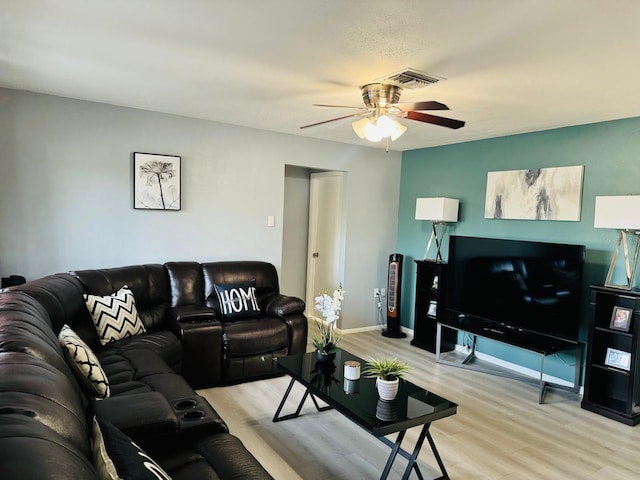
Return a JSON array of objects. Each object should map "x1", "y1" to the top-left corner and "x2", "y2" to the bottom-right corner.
[{"x1": 398, "y1": 116, "x2": 640, "y2": 382}]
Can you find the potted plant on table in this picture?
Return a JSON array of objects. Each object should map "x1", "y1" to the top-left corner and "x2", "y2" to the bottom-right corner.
[
  {"x1": 312, "y1": 284, "x2": 344, "y2": 363},
  {"x1": 362, "y1": 357, "x2": 410, "y2": 400}
]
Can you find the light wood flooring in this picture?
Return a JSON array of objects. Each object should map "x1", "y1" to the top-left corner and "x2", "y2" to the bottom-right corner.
[{"x1": 199, "y1": 328, "x2": 640, "y2": 479}]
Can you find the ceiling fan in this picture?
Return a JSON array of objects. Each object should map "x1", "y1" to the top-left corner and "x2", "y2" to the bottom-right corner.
[{"x1": 300, "y1": 83, "x2": 465, "y2": 144}]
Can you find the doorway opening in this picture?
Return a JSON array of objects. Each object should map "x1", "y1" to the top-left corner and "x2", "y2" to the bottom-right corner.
[{"x1": 281, "y1": 166, "x2": 347, "y2": 324}]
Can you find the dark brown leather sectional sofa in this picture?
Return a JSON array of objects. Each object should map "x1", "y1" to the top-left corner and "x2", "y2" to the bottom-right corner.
[{"x1": 0, "y1": 260, "x2": 307, "y2": 479}]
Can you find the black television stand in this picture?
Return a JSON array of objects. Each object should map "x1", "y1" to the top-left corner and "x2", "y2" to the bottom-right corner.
[
  {"x1": 483, "y1": 327, "x2": 506, "y2": 335},
  {"x1": 435, "y1": 318, "x2": 582, "y2": 404}
]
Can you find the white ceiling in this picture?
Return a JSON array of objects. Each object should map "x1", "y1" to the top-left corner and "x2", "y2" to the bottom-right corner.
[{"x1": 2, "y1": 1, "x2": 640, "y2": 152}]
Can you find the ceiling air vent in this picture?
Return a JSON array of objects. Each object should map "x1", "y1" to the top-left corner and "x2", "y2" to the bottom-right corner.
[{"x1": 375, "y1": 68, "x2": 444, "y2": 89}]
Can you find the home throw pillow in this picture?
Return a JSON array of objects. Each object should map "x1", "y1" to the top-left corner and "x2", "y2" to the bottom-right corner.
[
  {"x1": 213, "y1": 280, "x2": 261, "y2": 320},
  {"x1": 58, "y1": 324, "x2": 110, "y2": 400},
  {"x1": 92, "y1": 417, "x2": 171, "y2": 480},
  {"x1": 84, "y1": 285, "x2": 146, "y2": 345}
]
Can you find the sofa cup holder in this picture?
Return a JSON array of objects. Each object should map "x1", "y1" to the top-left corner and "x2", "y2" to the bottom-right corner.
[
  {"x1": 173, "y1": 399, "x2": 198, "y2": 411},
  {"x1": 181, "y1": 409, "x2": 206, "y2": 422}
]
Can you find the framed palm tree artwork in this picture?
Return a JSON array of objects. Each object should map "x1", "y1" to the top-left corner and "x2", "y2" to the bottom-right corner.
[{"x1": 133, "y1": 152, "x2": 181, "y2": 210}]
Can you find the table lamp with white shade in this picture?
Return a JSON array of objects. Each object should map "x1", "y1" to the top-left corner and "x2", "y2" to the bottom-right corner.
[
  {"x1": 594, "y1": 195, "x2": 640, "y2": 290},
  {"x1": 415, "y1": 197, "x2": 459, "y2": 262}
]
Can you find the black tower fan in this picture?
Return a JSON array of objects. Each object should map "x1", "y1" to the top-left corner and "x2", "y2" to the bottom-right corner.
[{"x1": 382, "y1": 253, "x2": 406, "y2": 338}]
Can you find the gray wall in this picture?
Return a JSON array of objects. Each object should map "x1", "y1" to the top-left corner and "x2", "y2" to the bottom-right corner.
[{"x1": 0, "y1": 88, "x2": 401, "y2": 329}]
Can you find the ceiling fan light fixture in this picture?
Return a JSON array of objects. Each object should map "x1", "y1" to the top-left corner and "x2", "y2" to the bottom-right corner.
[
  {"x1": 351, "y1": 117, "x2": 370, "y2": 140},
  {"x1": 364, "y1": 119, "x2": 384, "y2": 142},
  {"x1": 377, "y1": 115, "x2": 407, "y2": 141},
  {"x1": 352, "y1": 115, "x2": 407, "y2": 142},
  {"x1": 392, "y1": 122, "x2": 408, "y2": 141},
  {"x1": 303, "y1": 81, "x2": 465, "y2": 141}
]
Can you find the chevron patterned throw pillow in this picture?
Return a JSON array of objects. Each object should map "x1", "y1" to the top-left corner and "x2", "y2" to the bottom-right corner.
[
  {"x1": 84, "y1": 285, "x2": 146, "y2": 346},
  {"x1": 59, "y1": 324, "x2": 111, "y2": 399}
]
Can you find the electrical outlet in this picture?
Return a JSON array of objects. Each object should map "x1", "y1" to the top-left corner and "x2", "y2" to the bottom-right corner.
[
  {"x1": 380, "y1": 288, "x2": 386, "y2": 297},
  {"x1": 373, "y1": 288, "x2": 380, "y2": 297}
]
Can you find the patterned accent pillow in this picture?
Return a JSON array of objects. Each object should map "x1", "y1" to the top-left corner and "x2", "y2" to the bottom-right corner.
[
  {"x1": 92, "y1": 417, "x2": 172, "y2": 480},
  {"x1": 58, "y1": 324, "x2": 110, "y2": 399},
  {"x1": 213, "y1": 280, "x2": 261, "y2": 320},
  {"x1": 84, "y1": 285, "x2": 146, "y2": 346}
]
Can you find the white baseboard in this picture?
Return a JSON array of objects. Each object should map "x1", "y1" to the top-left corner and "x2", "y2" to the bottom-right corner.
[
  {"x1": 336, "y1": 324, "x2": 415, "y2": 335},
  {"x1": 453, "y1": 344, "x2": 581, "y2": 391},
  {"x1": 336, "y1": 324, "x2": 382, "y2": 334},
  {"x1": 401, "y1": 326, "x2": 414, "y2": 336}
]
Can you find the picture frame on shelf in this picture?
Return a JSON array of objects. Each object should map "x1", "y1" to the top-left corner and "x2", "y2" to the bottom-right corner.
[
  {"x1": 427, "y1": 300, "x2": 438, "y2": 317},
  {"x1": 604, "y1": 347, "x2": 631, "y2": 371},
  {"x1": 610, "y1": 306, "x2": 633, "y2": 332},
  {"x1": 133, "y1": 152, "x2": 181, "y2": 211}
]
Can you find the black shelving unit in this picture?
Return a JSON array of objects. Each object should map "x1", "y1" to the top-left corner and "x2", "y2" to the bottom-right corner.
[
  {"x1": 411, "y1": 260, "x2": 456, "y2": 353},
  {"x1": 581, "y1": 286, "x2": 640, "y2": 425}
]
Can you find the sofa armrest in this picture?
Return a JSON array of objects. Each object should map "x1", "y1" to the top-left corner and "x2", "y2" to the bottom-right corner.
[
  {"x1": 174, "y1": 319, "x2": 223, "y2": 388},
  {"x1": 263, "y1": 294, "x2": 305, "y2": 317},
  {"x1": 170, "y1": 305, "x2": 216, "y2": 323},
  {"x1": 282, "y1": 313, "x2": 309, "y2": 355},
  {"x1": 93, "y1": 392, "x2": 229, "y2": 454},
  {"x1": 92, "y1": 392, "x2": 179, "y2": 438}
]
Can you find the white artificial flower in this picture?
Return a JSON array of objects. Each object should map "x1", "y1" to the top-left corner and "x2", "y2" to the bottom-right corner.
[
  {"x1": 314, "y1": 285, "x2": 344, "y2": 324},
  {"x1": 312, "y1": 284, "x2": 344, "y2": 353}
]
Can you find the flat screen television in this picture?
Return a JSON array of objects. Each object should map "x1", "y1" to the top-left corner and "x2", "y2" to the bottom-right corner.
[{"x1": 446, "y1": 236, "x2": 585, "y2": 341}]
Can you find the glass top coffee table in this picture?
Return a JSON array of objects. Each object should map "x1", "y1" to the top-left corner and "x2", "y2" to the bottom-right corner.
[{"x1": 273, "y1": 349, "x2": 457, "y2": 480}]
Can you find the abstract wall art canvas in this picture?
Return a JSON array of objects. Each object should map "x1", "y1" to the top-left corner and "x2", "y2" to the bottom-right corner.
[
  {"x1": 133, "y1": 152, "x2": 181, "y2": 211},
  {"x1": 484, "y1": 165, "x2": 584, "y2": 221}
]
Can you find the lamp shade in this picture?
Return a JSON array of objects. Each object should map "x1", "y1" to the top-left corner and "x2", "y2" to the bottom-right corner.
[
  {"x1": 415, "y1": 197, "x2": 459, "y2": 222},
  {"x1": 594, "y1": 196, "x2": 640, "y2": 230},
  {"x1": 352, "y1": 117, "x2": 369, "y2": 140},
  {"x1": 375, "y1": 115, "x2": 407, "y2": 141},
  {"x1": 351, "y1": 116, "x2": 407, "y2": 142}
]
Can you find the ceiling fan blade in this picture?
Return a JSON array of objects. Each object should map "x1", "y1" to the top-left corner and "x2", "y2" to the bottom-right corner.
[
  {"x1": 312, "y1": 104, "x2": 368, "y2": 109},
  {"x1": 395, "y1": 101, "x2": 449, "y2": 111},
  {"x1": 300, "y1": 111, "x2": 369, "y2": 129},
  {"x1": 405, "y1": 111, "x2": 465, "y2": 129}
]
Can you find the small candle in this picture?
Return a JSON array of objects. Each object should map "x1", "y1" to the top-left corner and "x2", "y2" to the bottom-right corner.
[{"x1": 344, "y1": 360, "x2": 361, "y2": 380}]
